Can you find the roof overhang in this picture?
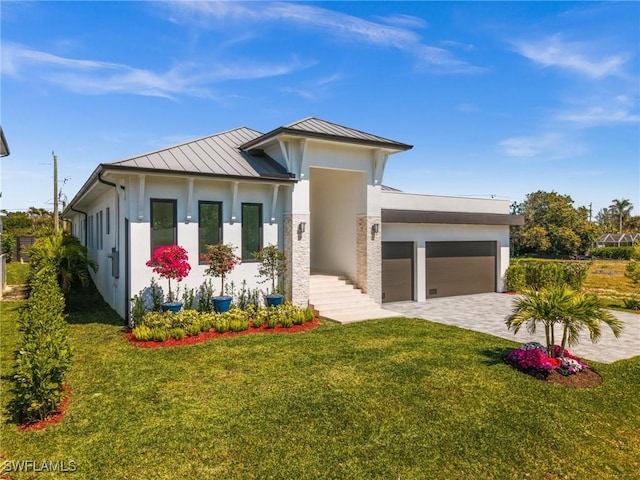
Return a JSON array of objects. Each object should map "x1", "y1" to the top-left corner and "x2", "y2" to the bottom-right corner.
[
  {"x1": 240, "y1": 127, "x2": 413, "y2": 152},
  {"x1": 382, "y1": 209, "x2": 525, "y2": 226},
  {"x1": 0, "y1": 127, "x2": 9, "y2": 157}
]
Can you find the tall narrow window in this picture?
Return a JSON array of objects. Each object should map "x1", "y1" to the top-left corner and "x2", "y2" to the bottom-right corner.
[
  {"x1": 242, "y1": 203, "x2": 262, "y2": 261},
  {"x1": 106, "y1": 207, "x2": 110, "y2": 235},
  {"x1": 150, "y1": 199, "x2": 177, "y2": 254},
  {"x1": 199, "y1": 201, "x2": 222, "y2": 263},
  {"x1": 98, "y1": 210, "x2": 103, "y2": 250}
]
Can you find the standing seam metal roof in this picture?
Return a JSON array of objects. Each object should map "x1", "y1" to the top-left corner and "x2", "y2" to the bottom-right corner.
[{"x1": 107, "y1": 127, "x2": 292, "y2": 180}]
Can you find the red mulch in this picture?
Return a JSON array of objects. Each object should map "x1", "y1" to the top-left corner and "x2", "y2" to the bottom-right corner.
[
  {"x1": 126, "y1": 318, "x2": 320, "y2": 348},
  {"x1": 17, "y1": 385, "x2": 70, "y2": 432}
]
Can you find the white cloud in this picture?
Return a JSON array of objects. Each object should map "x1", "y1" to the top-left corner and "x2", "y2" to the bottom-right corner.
[
  {"x1": 499, "y1": 133, "x2": 585, "y2": 160},
  {"x1": 2, "y1": 43, "x2": 309, "y2": 99},
  {"x1": 512, "y1": 34, "x2": 628, "y2": 78},
  {"x1": 165, "y1": 1, "x2": 483, "y2": 74},
  {"x1": 556, "y1": 97, "x2": 640, "y2": 127}
]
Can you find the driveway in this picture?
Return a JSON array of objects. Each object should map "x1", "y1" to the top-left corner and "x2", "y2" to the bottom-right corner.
[{"x1": 384, "y1": 293, "x2": 640, "y2": 364}]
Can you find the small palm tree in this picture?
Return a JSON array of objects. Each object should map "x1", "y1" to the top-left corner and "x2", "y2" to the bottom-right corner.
[
  {"x1": 27, "y1": 230, "x2": 98, "y2": 292},
  {"x1": 506, "y1": 286, "x2": 623, "y2": 357}
]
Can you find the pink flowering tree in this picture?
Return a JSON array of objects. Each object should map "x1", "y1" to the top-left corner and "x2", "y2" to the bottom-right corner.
[
  {"x1": 202, "y1": 243, "x2": 241, "y2": 297},
  {"x1": 146, "y1": 245, "x2": 191, "y2": 303}
]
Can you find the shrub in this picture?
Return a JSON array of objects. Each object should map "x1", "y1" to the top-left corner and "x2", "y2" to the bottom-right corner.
[
  {"x1": 590, "y1": 246, "x2": 635, "y2": 260},
  {"x1": 623, "y1": 298, "x2": 640, "y2": 310},
  {"x1": 132, "y1": 325, "x2": 153, "y2": 341},
  {"x1": 251, "y1": 316, "x2": 265, "y2": 328},
  {"x1": 130, "y1": 293, "x2": 147, "y2": 328},
  {"x1": 181, "y1": 287, "x2": 195, "y2": 310},
  {"x1": 214, "y1": 318, "x2": 230, "y2": 333},
  {"x1": 149, "y1": 278, "x2": 163, "y2": 312},
  {"x1": 171, "y1": 309, "x2": 200, "y2": 329},
  {"x1": 229, "y1": 319, "x2": 250, "y2": 332},
  {"x1": 185, "y1": 324, "x2": 202, "y2": 337},
  {"x1": 199, "y1": 313, "x2": 216, "y2": 332},
  {"x1": 151, "y1": 328, "x2": 171, "y2": 342},
  {"x1": 505, "y1": 259, "x2": 590, "y2": 292},
  {"x1": 146, "y1": 245, "x2": 191, "y2": 303},
  {"x1": 197, "y1": 279, "x2": 215, "y2": 312},
  {"x1": 1, "y1": 233, "x2": 16, "y2": 259},
  {"x1": 170, "y1": 328, "x2": 185, "y2": 340},
  {"x1": 303, "y1": 306, "x2": 315, "y2": 322},
  {"x1": 624, "y1": 261, "x2": 640, "y2": 284},
  {"x1": 11, "y1": 266, "x2": 73, "y2": 423}
]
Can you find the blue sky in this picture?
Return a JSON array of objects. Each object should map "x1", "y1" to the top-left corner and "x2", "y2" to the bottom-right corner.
[{"x1": 1, "y1": 1, "x2": 638, "y2": 218}]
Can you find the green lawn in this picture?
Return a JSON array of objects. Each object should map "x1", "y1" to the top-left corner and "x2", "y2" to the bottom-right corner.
[
  {"x1": 4, "y1": 261, "x2": 30, "y2": 285},
  {"x1": 1, "y1": 289, "x2": 639, "y2": 480}
]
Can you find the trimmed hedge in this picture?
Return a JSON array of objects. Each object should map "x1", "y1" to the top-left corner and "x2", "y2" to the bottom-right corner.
[
  {"x1": 11, "y1": 266, "x2": 73, "y2": 424},
  {"x1": 505, "y1": 259, "x2": 590, "y2": 292},
  {"x1": 590, "y1": 246, "x2": 635, "y2": 260}
]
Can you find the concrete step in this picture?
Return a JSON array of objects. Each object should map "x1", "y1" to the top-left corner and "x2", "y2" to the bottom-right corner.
[{"x1": 309, "y1": 273, "x2": 404, "y2": 324}]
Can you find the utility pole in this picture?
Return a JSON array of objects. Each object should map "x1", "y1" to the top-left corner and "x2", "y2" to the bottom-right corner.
[
  {"x1": 589, "y1": 203, "x2": 592, "y2": 222},
  {"x1": 53, "y1": 151, "x2": 59, "y2": 231}
]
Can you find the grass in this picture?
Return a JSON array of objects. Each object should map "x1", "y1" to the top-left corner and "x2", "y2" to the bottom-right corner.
[
  {"x1": 4, "y1": 261, "x2": 30, "y2": 285},
  {"x1": 584, "y1": 259, "x2": 640, "y2": 311},
  {"x1": 2, "y1": 287, "x2": 639, "y2": 479}
]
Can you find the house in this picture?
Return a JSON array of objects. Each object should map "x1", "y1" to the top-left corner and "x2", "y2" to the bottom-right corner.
[
  {"x1": 595, "y1": 233, "x2": 640, "y2": 248},
  {"x1": 62, "y1": 117, "x2": 523, "y2": 322}
]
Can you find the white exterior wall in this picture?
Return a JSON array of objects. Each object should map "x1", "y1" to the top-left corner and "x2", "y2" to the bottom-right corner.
[
  {"x1": 382, "y1": 191, "x2": 510, "y2": 214},
  {"x1": 382, "y1": 223, "x2": 510, "y2": 301},
  {"x1": 126, "y1": 175, "x2": 286, "y2": 308}
]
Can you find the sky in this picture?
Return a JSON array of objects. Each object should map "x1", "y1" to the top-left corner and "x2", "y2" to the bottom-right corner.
[{"x1": 1, "y1": 1, "x2": 638, "y2": 218}]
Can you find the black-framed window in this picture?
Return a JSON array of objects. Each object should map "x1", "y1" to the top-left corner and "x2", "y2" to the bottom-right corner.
[
  {"x1": 199, "y1": 201, "x2": 222, "y2": 263},
  {"x1": 242, "y1": 203, "x2": 262, "y2": 261},
  {"x1": 98, "y1": 210, "x2": 103, "y2": 250},
  {"x1": 151, "y1": 199, "x2": 177, "y2": 254},
  {"x1": 106, "y1": 207, "x2": 110, "y2": 235}
]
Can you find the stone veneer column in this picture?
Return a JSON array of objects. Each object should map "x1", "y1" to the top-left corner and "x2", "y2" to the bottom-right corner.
[
  {"x1": 356, "y1": 215, "x2": 382, "y2": 303},
  {"x1": 284, "y1": 213, "x2": 311, "y2": 307}
]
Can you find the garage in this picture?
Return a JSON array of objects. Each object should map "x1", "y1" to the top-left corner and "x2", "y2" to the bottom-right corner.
[
  {"x1": 382, "y1": 242, "x2": 413, "y2": 302},
  {"x1": 425, "y1": 241, "x2": 496, "y2": 298}
]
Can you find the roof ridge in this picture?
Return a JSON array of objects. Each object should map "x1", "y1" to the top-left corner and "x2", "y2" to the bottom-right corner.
[{"x1": 109, "y1": 126, "x2": 263, "y2": 165}]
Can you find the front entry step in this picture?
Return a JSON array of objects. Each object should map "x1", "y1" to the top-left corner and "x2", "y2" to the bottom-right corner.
[{"x1": 309, "y1": 274, "x2": 402, "y2": 324}]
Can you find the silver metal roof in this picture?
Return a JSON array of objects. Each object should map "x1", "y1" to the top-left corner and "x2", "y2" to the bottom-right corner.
[
  {"x1": 241, "y1": 117, "x2": 413, "y2": 151},
  {"x1": 105, "y1": 127, "x2": 292, "y2": 180}
]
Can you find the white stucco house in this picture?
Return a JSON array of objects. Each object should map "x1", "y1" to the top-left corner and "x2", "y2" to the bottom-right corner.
[{"x1": 63, "y1": 117, "x2": 523, "y2": 323}]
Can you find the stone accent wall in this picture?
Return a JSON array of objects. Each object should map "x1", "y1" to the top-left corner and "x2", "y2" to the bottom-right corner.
[
  {"x1": 284, "y1": 213, "x2": 311, "y2": 307},
  {"x1": 356, "y1": 215, "x2": 382, "y2": 303}
]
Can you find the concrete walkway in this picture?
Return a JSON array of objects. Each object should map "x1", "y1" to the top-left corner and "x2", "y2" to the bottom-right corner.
[{"x1": 384, "y1": 293, "x2": 640, "y2": 364}]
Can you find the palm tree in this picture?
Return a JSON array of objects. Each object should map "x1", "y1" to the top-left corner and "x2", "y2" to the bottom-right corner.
[
  {"x1": 27, "y1": 230, "x2": 98, "y2": 292},
  {"x1": 610, "y1": 198, "x2": 633, "y2": 234},
  {"x1": 506, "y1": 286, "x2": 623, "y2": 357}
]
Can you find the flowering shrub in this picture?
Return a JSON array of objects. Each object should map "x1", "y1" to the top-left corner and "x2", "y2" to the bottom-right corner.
[
  {"x1": 202, "y1": 243, "x2": 241, "y2": 296},
  {"x1": 146, "y1": 245, "x2": 191, "y2": 303},
  {"x1": 505, "y1": 343, "x2": 589, "y2": 379}
]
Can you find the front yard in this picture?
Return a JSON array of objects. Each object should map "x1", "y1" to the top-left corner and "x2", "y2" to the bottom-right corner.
[{"x1": 2, "y1": 286, "x2": 639, "y2": 480}]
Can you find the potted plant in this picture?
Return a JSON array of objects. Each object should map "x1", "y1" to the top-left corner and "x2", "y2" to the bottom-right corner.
[
  {"x1": 202, "y1": 243, "x2": 241, "y2": 313},
  {"x1": 145, "y1": 244, "x2": 191, "y2": 313},
  {"x1": 253, "y1": 244, "x2": 286, "y2": 307}
]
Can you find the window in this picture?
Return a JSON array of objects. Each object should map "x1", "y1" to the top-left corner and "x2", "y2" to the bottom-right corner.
[
  {"x1": 151, "y1": 199, "x2": 177, "y2": 254},
  {"x1": 241, "y1": 203, "x2": 262, "y2": 261},
  {"x1": 88, "y1": 215, "x2": 94, "y2": 249},
  {"x1": 106, "y1": 207, "x2": 110, "y2": 235},
  {"x1": 98, "y1": 210, "x2": 103, "y2": 250},
  {"x1": 199, "y1": 201, "x2": 222, "y2": 263}
]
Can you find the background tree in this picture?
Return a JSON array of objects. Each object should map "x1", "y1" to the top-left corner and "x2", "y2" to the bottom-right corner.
[
  {"x1": 510, "y1": 190, "x2": 599, "y2": 257},
  {"x1": 609, "y1": 198, "x2": 633, "y2": 233}
]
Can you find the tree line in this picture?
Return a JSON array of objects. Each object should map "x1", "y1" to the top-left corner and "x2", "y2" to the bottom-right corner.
[{"x1": 510, "y1": 191, "x2": 638, "y2": 257}]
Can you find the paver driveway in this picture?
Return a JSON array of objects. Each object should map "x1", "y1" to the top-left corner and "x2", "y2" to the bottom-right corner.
[{"x1": 384, "y1": 293, "x2": 640, "y2": 364}]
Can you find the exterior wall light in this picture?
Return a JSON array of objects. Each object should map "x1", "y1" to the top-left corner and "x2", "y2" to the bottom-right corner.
[
  {"x1": 372, "y1": 223, "x2": 379, "y2": 234},
  {"x1": 298, "y1": 222, "x2": 306, "y2": 234}
]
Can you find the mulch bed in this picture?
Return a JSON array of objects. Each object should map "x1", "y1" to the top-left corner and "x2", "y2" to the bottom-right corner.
[
  {"x1": 546, "y1": 368, "x2": 602, "y2": 388},
  {"x1": 17, "y1": 385, "x2": 70, "y2": 432},
  {"x1": 126, "y1": 318, "x2": 320, "y2": 348}
]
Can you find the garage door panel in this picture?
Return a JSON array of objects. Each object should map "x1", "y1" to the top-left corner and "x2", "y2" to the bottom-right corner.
[
  {"x1": 382, "y1": 242, "x2": 413, "y2": 303},
  {"x1": 426, "y1": 257, "x2": 495, "y2": 298},
  {"x1": 382, "y1": 258, "x2": 412, "y2": 302}
]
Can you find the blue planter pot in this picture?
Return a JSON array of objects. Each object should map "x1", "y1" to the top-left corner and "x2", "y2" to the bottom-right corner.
[
  {"x1": 213, "y1": 296, "x2": 233, "y2": 313},
  {"x1": 161, "y1": 302, "x2": 183, "y2": 313},
  {"x1": 265, "y1": 294, "x2": 284, "y2": 307}
]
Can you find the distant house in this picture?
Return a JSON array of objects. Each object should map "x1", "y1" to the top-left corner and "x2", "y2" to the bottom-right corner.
[
  {"x1": 62, "y1": 117, "x2": 523, "y2": 323},
  {"x1": 595, "y1": 233, "x2": 640, "y2": 247}
]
